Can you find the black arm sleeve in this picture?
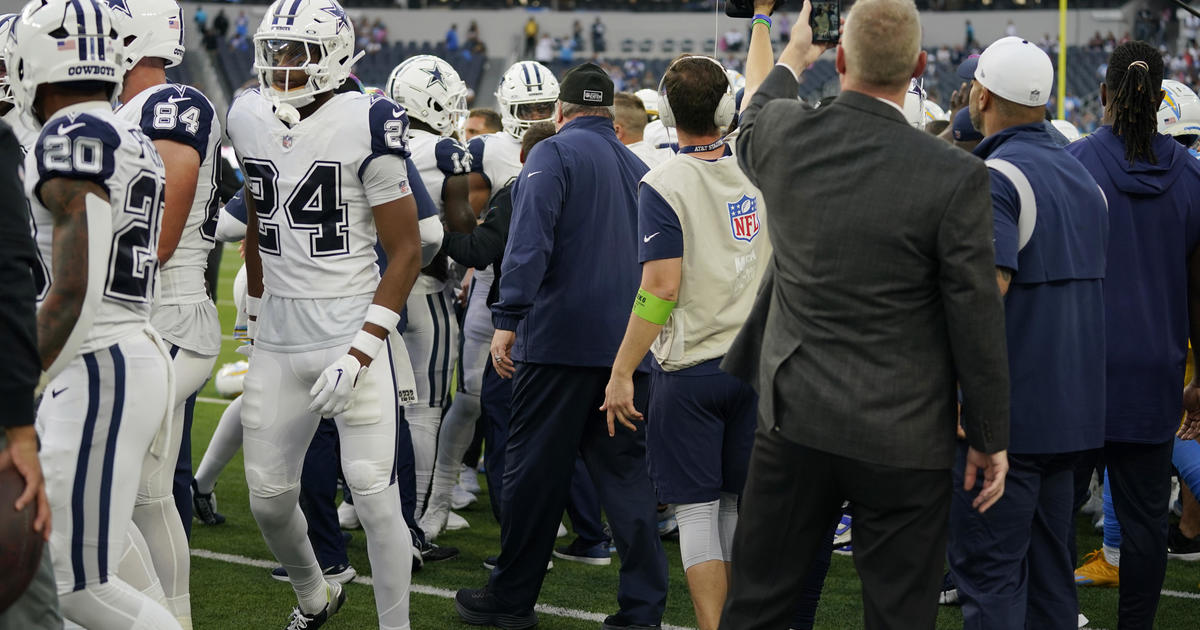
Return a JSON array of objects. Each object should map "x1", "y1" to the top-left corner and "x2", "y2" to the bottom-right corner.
[
  {"x1": 441, "y1": 183, "x2": 514, "y2": 270},
  {"x1": 0, "y1": 123, "x2": 42, "y2": 427}
]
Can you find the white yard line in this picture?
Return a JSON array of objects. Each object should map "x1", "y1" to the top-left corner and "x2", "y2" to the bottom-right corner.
[
  {"x1": 197, "y1": 396, "x2": 234, "y2": 406},
  {"x1": 191, "y1": 548, "x2": 696, "y2": 629}
]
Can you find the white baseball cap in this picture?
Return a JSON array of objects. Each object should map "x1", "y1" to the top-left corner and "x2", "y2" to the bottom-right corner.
[{"x1": 973, "y1": 36, "x2": 1053, "y2": 107}]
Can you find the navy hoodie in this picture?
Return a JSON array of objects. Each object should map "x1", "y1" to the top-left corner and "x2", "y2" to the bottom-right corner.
[
  {"x1": 492, "y1": 115, "x2": 649, "y2": 367},
  {"x1": 1068, "y1": 127, "x2": 1200, "y2": 443}
]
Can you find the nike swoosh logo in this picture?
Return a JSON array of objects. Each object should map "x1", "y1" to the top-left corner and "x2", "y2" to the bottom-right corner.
[
  {"x1": 526, "y1": 170, "x2": 543, "y2": 178},
  {"x1": 57, "y1": 122, "x2": 85, "y2": 135},
  {"x1": 167, "y1": 96, "x2": 188, "y2": 104},
  {"x1": 52, "y1": 387, "x2": 68, "y2": 398},
  {"x1": 643, "y1": 232, "x2": 660, "y2": 243}
]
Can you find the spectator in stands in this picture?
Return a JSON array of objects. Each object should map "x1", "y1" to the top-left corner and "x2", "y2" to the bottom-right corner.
[
  {"x1": 536, "y1": 33, "x2": 554, "y2": 64},
  {"x1": 213, "y1": 9, "x2": 229, "y2": 40},
  {"x1": 573, "y1": 20, "x2": 584, "y2": 52},
  {"x1": 524, "y1": 17, "x2": 539, "y2": 59},
  {"x1": 194, "y1": 4, "x2": 207, "y2": 31},
  {"x1": 777, "y1": 12, "x2": 791, "y2": 44},
  {"x1": 447, "y1": 24, "x2": 460, "y2": 53},
  {"x1": 560, "y1": 37, "x2": 575, "y2": 64},
  {"x1": 235, "y1": 11, "x2": 248, "y2": 40},
  {"x1": 592, "y1": 17, "x2": 606, "y2": 54},
  {"x1": 723, "y1": 28, "x2": 744, "y2": 53},
  {"x1": 1005, "y1": 19, "x2": 1017, "y2": 38},
  {"x1": 965, "y1": 19, "x2": 975, "y2": 49},
  {"x1": 465, "y1": 109, "x2": 502, "y2": 141},
  {"x1": 372, "y1": 18, "x2": 388, "y2": 47}
]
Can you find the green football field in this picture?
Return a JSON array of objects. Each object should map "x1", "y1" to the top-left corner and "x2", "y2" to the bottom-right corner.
[{"x1": 186, "y1": 246, "x2": 1200, "y2": 629}]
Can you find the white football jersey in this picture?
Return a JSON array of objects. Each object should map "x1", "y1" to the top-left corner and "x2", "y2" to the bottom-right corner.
[
  {"x1": 2, "y1": 108, "x2": 38, "y2": 150},
  {"x1": 226, "y1": 88, "x2": 412, "y2": 351},
  {"x1": 25, "y1": 101, "x2": 166, "y2": 355},
  {"x1": 467, "y1": 131, "x2": 522, "y2": 194},
  {"x1": 643, "y1": 119, "x2": 676, "y2": 152},
  {"x1": 409, "y1": 128, "x2": 470, "y2": 294},
  {"x1": 115, "y1": 84, "x2": 221, "y2": 286}
]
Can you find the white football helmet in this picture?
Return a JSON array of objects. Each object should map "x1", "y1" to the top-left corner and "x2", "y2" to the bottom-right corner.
[
  {"x1": 496, "y1": 60, "x2": 559, "y2": 140},
  {"x1": 0, "y1": 14, "x2": 18, "y2": 104},
  {"x1": 105, "y1": 0, "x2": 185, "y2": 71},
  {"x1": 8, "y1": 0, "x2": 124, "y2": 126},
  {"x1": 1051, "y1": 119, "x2": 1081, "y2": 143},
  {"x1": 253, "y1": 0, "x2": 361, "y2": 113},
  {"x1": 923, "y1": 101, "x2": 948, "y2": 123},
  {"x1": 386, "y1": 55, "x2": 468, "y2": 137},
  {"x1": 724, "y1": 68, "x2": 746, "y2": 94},
  {"x1": 902, "y1": 78, "x2": 926, "y2": 128},
  {"x1": 635, "y1": 87, "x2": 659, "y2": 118},
  {"x1": 1158, "y1": 79, "x2": 1200, "y2": 139}
]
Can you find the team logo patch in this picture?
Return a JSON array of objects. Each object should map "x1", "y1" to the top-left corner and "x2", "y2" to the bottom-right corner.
[
  {"x1": 583, "y1": 89, "x2": 603, "y2": 103},
  {"x1": 727, "y1": 194, "x2": 759, "y2": 243}
]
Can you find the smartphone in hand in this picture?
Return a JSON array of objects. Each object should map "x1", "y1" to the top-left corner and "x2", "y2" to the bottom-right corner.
[{"x1": 809, "y1": 0, "x2": 840, "y2": 43}]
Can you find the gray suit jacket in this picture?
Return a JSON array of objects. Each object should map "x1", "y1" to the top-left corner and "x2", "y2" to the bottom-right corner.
[{"x1": 723, "y1": 66, "x2": 1010, "y2": 470}]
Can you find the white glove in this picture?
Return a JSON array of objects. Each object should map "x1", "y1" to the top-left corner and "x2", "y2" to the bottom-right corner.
[{"x1": 309, "y1": 354, "x2": 366, "y2": 418}]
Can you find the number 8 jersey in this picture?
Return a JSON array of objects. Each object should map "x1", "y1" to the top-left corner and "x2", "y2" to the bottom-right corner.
[
  {"x1": 25, "y1": 102, "x2": 166, "y2": 355},
  {"x1": 226, "y1": 88, "x2": 413, "y2": 350}
]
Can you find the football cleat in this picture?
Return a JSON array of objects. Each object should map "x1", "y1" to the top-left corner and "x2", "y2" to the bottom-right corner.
[
  {"x1": 284, "y1": 581, "x2": 345, "y2": 630},
  {"x1": 1075, "y1": 549, "x2": 1119, "y2": 587},
  {"x1": 191, "y1": 480, "x2": 226, "y2": 526}
]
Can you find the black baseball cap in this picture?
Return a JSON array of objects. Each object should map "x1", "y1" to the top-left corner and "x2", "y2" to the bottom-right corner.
[{"x1": 560, "y1": 62, "x2": 614, "y2": 106}]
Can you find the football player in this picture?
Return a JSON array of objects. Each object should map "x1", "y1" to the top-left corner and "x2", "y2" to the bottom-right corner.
[
  {"x1": 9, "y1": 0, "x2": 180, "y2": 627},
  {"x1": 107, "y1": 1, "x2": 221, "y2": 626},
  {"x1": 423, "y1": 60, "x2": 558, "y2": 539},
  {"x1": 385, "y1": 54, "x2": 473, "y2": 524},
  {"x1": 226, "y1": 0, "x2": 421, "y2": 627},
  {"x1": 0, "y1": 13, "x2": 36, "y2": 148}
]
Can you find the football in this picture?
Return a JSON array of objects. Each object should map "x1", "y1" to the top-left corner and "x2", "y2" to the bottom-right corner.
[
  {"x1": 0, "y1": 459, "x2": 44, "y2": 613},
  {"x1": 214, "y1": 360, "x2": 250, "y2": 398}
]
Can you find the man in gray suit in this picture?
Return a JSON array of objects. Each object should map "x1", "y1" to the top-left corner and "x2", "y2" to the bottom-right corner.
[{"x1": 719, "y1": 1, "x2": 1012, "y2": 629}]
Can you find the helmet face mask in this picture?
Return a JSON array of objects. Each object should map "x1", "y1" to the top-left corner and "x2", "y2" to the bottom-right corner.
[
  {"x1": 385, "y1": 54, "x2": 468, "y2": 137},
  {"x1": 253, "y1": 0, "x2": 359, "y2": 110},
  {"x1": 496, "y1": 61, "x2": 559, "y2": 140},
  {"x1": 0, "y1": 13, "x2": 17, "y2": 105}
]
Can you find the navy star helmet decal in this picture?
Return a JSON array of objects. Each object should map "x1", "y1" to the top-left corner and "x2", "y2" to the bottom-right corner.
[
  {"x1": 422, "y1": 64, "x2": 446, "y2": 89},
  {"x1": 106, "y1": 0, "x2": 132, "y2": 18},
  {"x1": 318, "y1": 1, "x2": 349, "y2": 34}
]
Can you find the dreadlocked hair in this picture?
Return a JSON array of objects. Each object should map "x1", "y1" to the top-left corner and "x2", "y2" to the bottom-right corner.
[{"x1": 1105, "y1": 41, "x2": 1163, "y2": 165}]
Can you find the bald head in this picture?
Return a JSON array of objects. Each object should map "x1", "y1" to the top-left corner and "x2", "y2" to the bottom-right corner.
[{"x1": 841, "y1": 0, "x2": 922, "y2": 91}]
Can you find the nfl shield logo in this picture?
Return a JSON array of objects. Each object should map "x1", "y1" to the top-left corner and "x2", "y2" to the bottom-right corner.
[
  {"x1": 727, "y1": 194, "x2": 759, "y2": 243},
  {"x1": 281, "y1": 135, "x2": 294, "y2": 149}
]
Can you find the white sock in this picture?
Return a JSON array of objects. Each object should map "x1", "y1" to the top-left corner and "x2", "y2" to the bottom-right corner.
[
  {"x1": 60, "y1": 579, "x2": 182, "y2": 630},
  {"x1": 249, "y1": 488, "x2": 326, "y2": 613},
  {"x1": 406, "y1": 406, "x2": 442, "y2": 518},
  {"x1": 193, "y1": 397, "x2": 244, "y2": 494},
  {"x1": 354, "y1": 487, "x2": 413, "y2": 628},
  {"x1": 117, "y1": 526, "x2": 167, "y2": 606},
  {"x1": 131, "y1": 495, "x2": 191, "y2": 625},
  {"x1": 427, "y1": 392, "x2": 480, "y2": 516},
  {"x1": 1103, "y1": 544, "x2": 1121, "y2": 567}
]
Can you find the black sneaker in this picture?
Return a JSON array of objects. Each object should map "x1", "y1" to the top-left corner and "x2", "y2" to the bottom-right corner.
[
  {"x1": 454, "y1": 587, "x2": 537, "y2": 629},
  {"x1": 1168, "y1": 523, "x2": 1200, "y2": 561},
  {"x1": 271, "y1": 563, "x2": 357, "y2": 585},
  {"x1": 553, "y1": 538, "x2": 612, "y2": 566},
  {"x1": 421, "y1": 540, "x2": 460, "y2": 563},
  {"x1": 601, "y1": 614, "x2": 661, "y2": 629},
  {"x1": 284, "y1": 581, "x2": 345, "y2": 629},
  {"x1": 938, "y1": 571, "x2": 960, "y2": 605},
  {"x1": 191, "y1": 480, "x2": 226, "y2": 525}
]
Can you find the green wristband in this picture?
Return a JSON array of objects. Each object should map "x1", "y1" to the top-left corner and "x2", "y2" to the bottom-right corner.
[{"x1": 632, "y1": 288, "x2": 676, "y2": 325}]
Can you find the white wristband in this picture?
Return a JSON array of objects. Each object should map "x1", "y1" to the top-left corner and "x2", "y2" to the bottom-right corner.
[
  {"x1": 246, "y1": 295, "x2": 261, "y2": 318},
  {"x1": 351, "y1": 329, "x2": 386, "y2": 362},
  {"x1": 364, "y1": 304, "x2": 402, "y2": 332}
]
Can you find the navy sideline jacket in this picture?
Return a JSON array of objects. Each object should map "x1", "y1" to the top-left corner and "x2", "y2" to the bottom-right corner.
[{"x1": 492, "y1": 115, "x2": 649, "y2": 367}]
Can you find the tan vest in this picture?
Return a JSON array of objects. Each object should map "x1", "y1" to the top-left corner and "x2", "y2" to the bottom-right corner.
[{"x1": 641, "y1": 151, "x2": 771, "y2": 371}]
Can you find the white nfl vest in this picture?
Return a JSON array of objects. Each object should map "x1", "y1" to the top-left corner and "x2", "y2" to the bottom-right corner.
[{"x1": 641, "y1": 150, "x2": 771, "y2": 371}]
